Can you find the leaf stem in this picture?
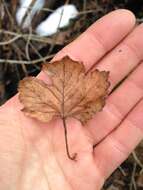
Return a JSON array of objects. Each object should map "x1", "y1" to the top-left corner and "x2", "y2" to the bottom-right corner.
[{"x1": 62, "y1": 118, "x2": 77, "y2": 160}]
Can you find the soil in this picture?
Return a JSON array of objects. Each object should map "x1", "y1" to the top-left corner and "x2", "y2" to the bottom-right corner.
[{"x1": 0, "y1": 1, "x2": 143, "y2": 189}]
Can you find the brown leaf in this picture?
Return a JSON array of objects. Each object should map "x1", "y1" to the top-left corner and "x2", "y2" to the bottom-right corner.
[{"x1": 18, "y1": 56, "x2": 110, "y2": 125}]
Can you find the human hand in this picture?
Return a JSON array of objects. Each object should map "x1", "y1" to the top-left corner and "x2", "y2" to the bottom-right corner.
[{"x1": 0, "y1": 9, "x2": 143, "y2": 190}]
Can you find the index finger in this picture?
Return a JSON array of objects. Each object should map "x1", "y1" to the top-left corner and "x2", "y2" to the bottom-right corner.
[{"x1": 53, "y1": 9, "x2": 135, "y2": 69}]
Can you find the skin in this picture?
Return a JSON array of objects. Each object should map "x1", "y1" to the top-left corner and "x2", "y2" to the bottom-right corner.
[{"x1": 0, "y1": 9, "x2": 143, "y2": 190}]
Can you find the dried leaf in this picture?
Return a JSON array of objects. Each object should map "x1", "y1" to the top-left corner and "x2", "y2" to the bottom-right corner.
[
  {"x1": 19, "y1": 56, "x2": 110, "y2": 124},
  {"x1": 18, "y1": 56, "x2": 110, "y2": 160}
]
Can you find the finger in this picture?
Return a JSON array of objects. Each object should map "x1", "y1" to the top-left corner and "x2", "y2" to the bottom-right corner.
[
  {"x1": 86, "y1": 24, "x2": 143, "y2": 142},
  {"x1": 39, "y1": 9, "x2": 135, "y2": 81},
  {"x1": 87, "y1": 62, "x2": 143, "y2": 144},
  {"x1": 93, "y1": 98, "x2": 143, "y2": 179},
  {"x1": 97, "y1": 23, "x2": 143, "y2": 89},
  {"x1": 53, "y1": 9, "x2": 135, "y2": 69}
]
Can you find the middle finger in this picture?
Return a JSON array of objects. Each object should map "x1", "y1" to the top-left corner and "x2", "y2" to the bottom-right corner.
[{"x1": 86, "y1": 24, "x2": 143, "y2": 143}]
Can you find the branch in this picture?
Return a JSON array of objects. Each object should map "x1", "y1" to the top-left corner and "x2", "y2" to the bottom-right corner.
[
  {"x1": 0, "y1": 30, "x2": 62, "y2": 45},
  {"x1": 0, "y1": 54, "x2": 55, "y2": 64}
]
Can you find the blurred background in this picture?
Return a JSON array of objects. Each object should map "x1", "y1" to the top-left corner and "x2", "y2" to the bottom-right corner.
[{"x1": 0, "y1": 0, "x2": 143, "y2": 189}]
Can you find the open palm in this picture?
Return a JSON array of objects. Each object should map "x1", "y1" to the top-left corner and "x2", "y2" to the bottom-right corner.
[{"x1": 0, "y1": 9, "x2": 143, "y2": 190}]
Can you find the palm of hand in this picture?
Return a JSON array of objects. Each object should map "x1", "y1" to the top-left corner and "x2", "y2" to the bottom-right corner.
[
  {"x1": 0, "y1": 9, "x2": 143, "y2": 190},
  {"x1": 1, "y1": 99, "x2": 102, "y2": 190}
]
